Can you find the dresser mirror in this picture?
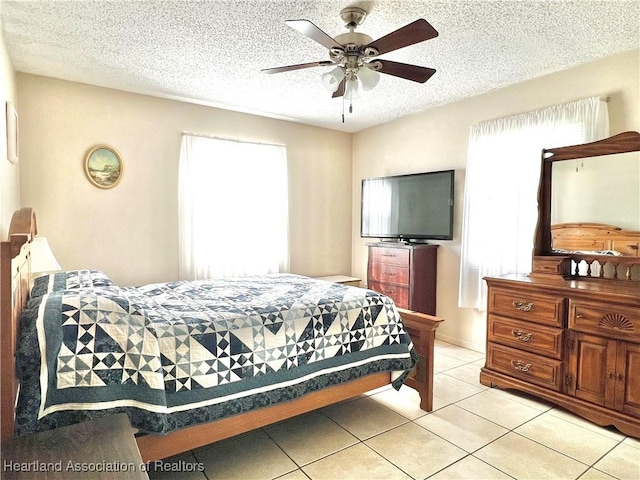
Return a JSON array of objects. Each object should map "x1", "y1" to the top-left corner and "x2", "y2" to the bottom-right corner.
[
  {"x1": 551, "y1": 151, "x2": 640, "y2": 245},
  {"x1": 533, "y1": 131, "x2": 640, "y2": 278}
]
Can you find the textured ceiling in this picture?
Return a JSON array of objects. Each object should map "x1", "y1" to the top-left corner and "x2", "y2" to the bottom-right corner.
[{"x1": 1, "y1": 1, "x2": 638, "y2": 133}]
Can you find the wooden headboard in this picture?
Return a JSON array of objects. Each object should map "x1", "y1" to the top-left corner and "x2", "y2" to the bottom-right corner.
[
  {"x1": 551, "y1": 222, "x2": 640, "y2": 256},
  {"x1": 1, "y1": 207, "x2": 36, "y2": 441}
]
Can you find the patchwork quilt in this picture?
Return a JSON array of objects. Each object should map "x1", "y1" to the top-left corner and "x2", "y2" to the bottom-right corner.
[{"x1": 16, "y1": 271, "x2": 416, "y2": 435}]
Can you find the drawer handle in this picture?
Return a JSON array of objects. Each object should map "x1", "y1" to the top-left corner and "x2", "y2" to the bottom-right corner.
[
  {"x1": 512, "y1": 300, "x2": 534, "y2": 312},
  {"x1": 511, "y1": 360, "x2": 532, "y2": 372},
  {"x1": 384, "y1": 272, "x2": 396, "y2": 276},
  {"x1": 380, "y1": 254, "x2": 396, "y2": 257},
  {"x1": 383, "y1": 289, "x2": 395, "y2": 294},
  {"x1": 511, "y1": 329, "x2": 533, "y2": 342}
]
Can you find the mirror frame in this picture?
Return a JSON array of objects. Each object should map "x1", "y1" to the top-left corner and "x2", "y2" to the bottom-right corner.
[{"x1": 532, "y1": 131, "x2": 640, "y2": 274}]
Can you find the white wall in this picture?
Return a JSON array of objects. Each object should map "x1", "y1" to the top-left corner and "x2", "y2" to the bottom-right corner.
[
  {"x1": 0, "y1": 14, "x2": 18, "y2": 238},
  {"x1": 17, "y1": 75, "x2": 353, "y2": 286},
  {"x1": 351, "y1": 49, "x2": 640, "y2": 352}
]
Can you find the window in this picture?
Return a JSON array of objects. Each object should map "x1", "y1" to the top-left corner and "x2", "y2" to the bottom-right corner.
[
  {"x1": 458, "y1": 97, "x2": 609, "y2": 310},
  {"x1": 178, "y1": 135, "x2": 289, "y2": 280}
]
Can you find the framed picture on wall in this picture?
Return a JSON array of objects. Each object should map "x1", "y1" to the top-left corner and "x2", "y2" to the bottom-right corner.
[
  {"x1": 6, "y1": 102, "x2": 18, "y2": 164},
  {"x1": 84, "y1": 145, "x2": 124, "y2": 189}
]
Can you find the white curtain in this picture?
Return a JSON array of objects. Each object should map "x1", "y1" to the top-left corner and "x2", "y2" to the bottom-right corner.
[
  {"x1": 458, "y1": 97, "x2": 609, "y2": 310},
  {"x1": 178, "y1": 134, "x2": 289, "y2": 280}
]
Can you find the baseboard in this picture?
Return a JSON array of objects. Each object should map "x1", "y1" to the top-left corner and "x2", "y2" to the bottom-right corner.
[{"x1": 435, "y1": 332, "x2": 485, "y2": 354}]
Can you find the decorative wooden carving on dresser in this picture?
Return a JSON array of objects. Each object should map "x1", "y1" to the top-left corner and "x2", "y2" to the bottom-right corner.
[{"x1": 480, "y1": 131, "x2": 640, "y2": 438}]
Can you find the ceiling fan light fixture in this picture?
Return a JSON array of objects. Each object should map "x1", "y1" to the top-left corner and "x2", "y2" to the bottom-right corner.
[
  {"x1": 358, "y1": 65, "x2": 380, "y2": 91},
  {"x1": 321, "y1": 66, "x2": 345, "y2": 92},
  {"x1": 345, "y1": 78, "x2": 361, "y2": 101},
  {"x1": 263, "y1": 9, "x2": 439, "y2": 118}
]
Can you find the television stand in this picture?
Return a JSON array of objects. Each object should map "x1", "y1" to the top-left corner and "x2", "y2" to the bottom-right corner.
[{"x1": 367, "y1": 243, "x2": 438, "y2": 315}]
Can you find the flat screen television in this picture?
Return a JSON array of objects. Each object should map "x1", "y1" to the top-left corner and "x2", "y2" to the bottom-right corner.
[{"x1": 360, "y1": 169, "x2": 454, "y2": 241}]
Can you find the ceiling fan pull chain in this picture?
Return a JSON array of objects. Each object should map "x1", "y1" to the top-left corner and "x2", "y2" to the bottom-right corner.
[{"x1": 342, "y1": 96, "x2": 345, "y2": 123}]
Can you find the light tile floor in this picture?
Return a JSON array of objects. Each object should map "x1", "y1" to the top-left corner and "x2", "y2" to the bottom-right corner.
[{"x1": 148, "y1": 340, "x2": 640, "y2": 480}]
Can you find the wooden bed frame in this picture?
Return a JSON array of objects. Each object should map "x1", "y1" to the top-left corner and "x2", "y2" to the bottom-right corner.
[
  {"x1": 551, "y1": 222, "x2": 640, "y2": 256},
  {"x1": 0, "y1": 207, "x2": 443, "y2": 462}
]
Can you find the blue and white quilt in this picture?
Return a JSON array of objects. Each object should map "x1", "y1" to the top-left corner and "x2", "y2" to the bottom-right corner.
[{"x1": 15, "y1": 271, "x2": 416, "y2": 435}]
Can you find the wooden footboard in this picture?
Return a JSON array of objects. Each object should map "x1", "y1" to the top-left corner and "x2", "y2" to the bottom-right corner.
[
  {"x1": 136, "y1": 372, "x2": 391, "y2": 462},
  {"x1": 136, "y1": 308, "x2": 443, "y2": 462},
  {"x1": 397, "y1": 308, "x2": 443, "y2": 411}
]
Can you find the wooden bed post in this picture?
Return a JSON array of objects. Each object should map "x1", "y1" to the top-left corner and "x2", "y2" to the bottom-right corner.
[
  {"x1": 396, "y1": 308, "x2": 443, "y2": 411},
  {"x1": 1, "y1": 240, "x2": 15, "y2": 442}
]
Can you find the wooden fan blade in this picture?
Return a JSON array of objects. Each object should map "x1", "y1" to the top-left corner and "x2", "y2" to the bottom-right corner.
[
  {"x1": 366, "y1": 19, "x2": 438, "y2": 56},
  {"x1": 377, "y1": 60, "x2": 436, "y2": 83},
  {"x1": 262, "y1": 61, "x2": 333, "y2": 74},
  {"x1": 285, "y1": 19, "x2": 343, "y2": 50},
  {"x1": 332, "y1": 78, "x2": 346, "y2": 98}
]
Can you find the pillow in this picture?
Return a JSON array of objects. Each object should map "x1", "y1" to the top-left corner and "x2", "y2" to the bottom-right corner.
[{"x1": 31, "y1": 269, "x2": 121, "y2": 298}]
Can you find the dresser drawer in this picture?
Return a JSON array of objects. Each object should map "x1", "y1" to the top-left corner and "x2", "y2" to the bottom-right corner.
[
  {"x1": 489, "y1": 288, "x2": 565, "y2": 327},
  {"x1": 488, "y1": 315, "x2": 564, "y2": 360},
  {"x1": 368, "y1": 262, "x2": 410, "y2": 286},
  {"x1": 368, "y1": 280, "x2": 409, "y2": 309},
  {"x1": 369, "y1": 247, "x2": 410, "y2": 266},
  {"x1": 569, "y1": 301, "x2": 640, "y2": 341},
  {"x1": 486, "y1": 343, "x2": 564, "y2": 391}
]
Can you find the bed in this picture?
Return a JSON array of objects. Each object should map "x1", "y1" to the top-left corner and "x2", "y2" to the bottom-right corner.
[
  {"x1": 1, "y1": 207, "x2": 443, "y2": 462},
  {"x1": 551, "y1": 222, "x2": 640, "y2": 256},
  {"x1": 549, "y1": 222, "x2": 640, "y2": 280}
]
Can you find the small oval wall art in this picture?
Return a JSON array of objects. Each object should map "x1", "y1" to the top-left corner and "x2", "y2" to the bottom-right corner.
[{"x1": 84, "y1": 145, "x2": 123, "y2": 189}]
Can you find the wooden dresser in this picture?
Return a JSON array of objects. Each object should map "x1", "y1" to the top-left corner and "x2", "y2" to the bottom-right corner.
[
  {"x1": 367, "y1": 243, "x2": 438, "y2": 315},
  {"x1": 481, "y1": 131, "x2": 640, "y2": 438},
  {"x1": 482, "y1": 275, "x2": 640, "y2": 437}
]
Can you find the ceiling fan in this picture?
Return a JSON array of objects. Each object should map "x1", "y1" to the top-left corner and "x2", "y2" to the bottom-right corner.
[{"x1": 262, "y1": 7, "x2": 438, "y2": 111}]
